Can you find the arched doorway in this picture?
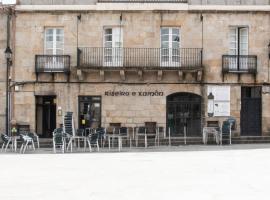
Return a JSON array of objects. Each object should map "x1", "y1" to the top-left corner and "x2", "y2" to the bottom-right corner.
[{"x1": 167, "y1": 93, "x2": 202, "y2": 137}]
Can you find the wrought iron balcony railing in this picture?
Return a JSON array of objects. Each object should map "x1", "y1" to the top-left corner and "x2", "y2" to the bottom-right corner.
[
  {"x1": 35, "y1": 55, "x2": 71, "y2": 73},
  {"x1": 222, "y1": 55, "x2": 257, "y2": 74},
  {"x1": 77, "y1": 47, "x2": 202, "y2": 70},
  {"x1": 98, "y1": 0, "x2": 188, "y2": 3}
]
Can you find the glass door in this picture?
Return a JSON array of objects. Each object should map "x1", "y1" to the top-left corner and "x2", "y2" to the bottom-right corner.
[
  {"x1": 229, "y1": 27, "x2": 248, "y2": 71},
  {"x1": 78, "y1": 96, "x2": 101, "y2": 129},
  {"x1": 45, "y1": 28, "x2": 64, "y2": 70},
  {"x1": 103, "y1": 27, "x2": 123, "y2": 67},
  {"x1": 160, "y1": 27, "x2": 180, "y2": 67}
]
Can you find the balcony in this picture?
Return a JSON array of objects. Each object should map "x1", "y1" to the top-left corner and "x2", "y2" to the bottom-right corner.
[
  {"x1": 222, "y1": 55, "x2": 257, "y2": 81},
  {"x1": 77, "y1": 47, "x2": 203, "y2": 81},
  {"x1": 98, "y1": 0, "x2": 188, "y2": 3},
  {"x1": 35, "y1": 55, "x2": 71, "y2": 81}
]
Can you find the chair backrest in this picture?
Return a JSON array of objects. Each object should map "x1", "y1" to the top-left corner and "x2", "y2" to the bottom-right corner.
[
  {"x1": 206, "y1": 121, "x2": 220, "y2": 128},
  {"x1": 226, "y1": 117, "x2": 236, "y2": 130},
  {"x1": 108, "y1": 123, "x2": 121, "y2": 135},
  {"x1": 53, "y1": 132, "x2": 64, "y2": 145},
  {"x1": 96, "y1": 127, "x2": 106, "y2": 139},
  {"x1": 76, "y1": 129, "x2": 85, "y2": 136},
  {"x1": 206, "y1": 120, "x2": 220, "y2": 132},
  {"x1": 89, "y1": 133, "x2": 99, "y2": 143},
  {"x1": 1, "y1": 134, "x2": 10, "y2": 143},
  {"x1": 106, "y1": 126, "x2": 114, "y2": 135},
  {"x1": 19, "y1": 134, "x2": 28, "y2": 143},
  {"x1": 114, "y1": 127, "x2": 120, "y2": 135},
  {"x1": 137, "y1": 126, "x2": 146, "y2": 134},
  {"x1": 27, "y1": 132, "x2": 37, "y2": 140},
  {"x1": 222, "y1": 121, "x2": 231, "y2": 134},
  {"x1": 53, "y1": 128, "x2": 63, "y2": 135},
  {"x1": 145, "y1": 122, "x2": 157, "y2": 134},
  {"x1": 85, "y1": 128, "x2": 95, "y2": 136},
  {"x1": 119, "y1": 127, "x2": 128, "y2": 136}
]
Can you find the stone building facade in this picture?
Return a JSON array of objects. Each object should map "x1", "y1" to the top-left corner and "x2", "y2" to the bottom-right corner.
[
  {"x1": 0, "y1": 5, "x2": 13, "y2": 133},
  {"x1": 0, "y1": 9, "x2": 7, "y2": 133},
  {"x1": 1, "y1": 0, "x2": 270, "y2": 139}
]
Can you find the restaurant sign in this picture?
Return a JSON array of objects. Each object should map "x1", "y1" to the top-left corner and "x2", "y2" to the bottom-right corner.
[{"x1": 105, "y1": 90, "x2": 164, "y2": 97}]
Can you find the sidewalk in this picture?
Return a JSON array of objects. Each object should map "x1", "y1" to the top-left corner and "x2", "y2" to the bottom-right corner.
[{"x1": 1, "y1": 143, "x2": 270, "y2": 154}]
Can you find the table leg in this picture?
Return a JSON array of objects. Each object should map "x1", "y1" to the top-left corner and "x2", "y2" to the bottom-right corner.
[
  {"x1": 108, "y1": 137, "x2": 111, "y2": 150},
  {"x1": 118, "y1": 137, "x2": 121, "y2": 152},
  {"x1": 84, "y1": 137, "x2": 86, "y2": 152},
  {"x1": 15, "y1": 139, "x2": 17, "y2": 152}
]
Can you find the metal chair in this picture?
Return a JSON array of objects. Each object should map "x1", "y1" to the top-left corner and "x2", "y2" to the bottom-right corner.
[
  {"x1": 203, "y1": 121, "x2": 221, "y2": 145},
  {"x1": 155, "y1": 126, "x2": 165, "y2": 146},
  {"x1": 53, "y1": 128, "x2": 65, "y2": 153},
  {"x1": 136, "y1": 126, "x2": 146, "y2": 148},
  {"x1": 145, "y1": 122, "x2": 158, "y2": 147},
  {"x1": 19, "y1": 134, "x2": 35, "y2": 154},
  {"x1": 27, "y1": 132, "x2": 40, "y2": 149},
  {"x1": 119, "y1": 127, "x2": 132, "y2": 148},
  {"x1": 1, "y1": 134, "x2": 13, "y2": 152},
  {"x1": 86, "y1": 133, "x2": 99, "y2": 152},
  {"x1": 220, "y1": 120, "x2": 232, "y2": 145},
  {"x1": 96, "y1": 127, "x2": 106, "y2": 148}
]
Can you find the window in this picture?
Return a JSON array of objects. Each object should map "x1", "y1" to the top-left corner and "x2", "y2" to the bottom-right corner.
[
  {"x1": 160, "y1": 27, "x2": 180, "y2": 67},
  {"x1": 103, "y1": 27, "x2": 123, "y2": 67},
  {"x1": 229, "y1": 26, "x2": 249, "y2": 71},
  {"x1": 229, "y1": 27, "x2": 248, "y2": 56},
  {"x1": 78, "y1": 96, "x2": 101, "y2": 129},
  {"x1": 45, "y1": 28, "x2": 64, "y2": 55},
  {"x1": 208, "y1": 86, "x2": 230, "y2": 117}
]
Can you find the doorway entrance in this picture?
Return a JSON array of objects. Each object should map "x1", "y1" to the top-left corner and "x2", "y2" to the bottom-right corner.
[
  {"x1": 167, "y1": 93, "x2": 201, "y2": 137},
  {"x1": 36, "y1": 96, "x2": 56, "y2": 138},
  {"x1": 241, "y1": 87, "x2": 262, "y2": 136},
  {"x1": 78, "y1": 96, "x2": 101, "y2": 129}
]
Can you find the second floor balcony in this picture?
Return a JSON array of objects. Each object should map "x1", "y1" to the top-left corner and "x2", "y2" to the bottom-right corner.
[
  {"x1": 77, "y1": 47, "x2": 202, "y2": 70},
  {"x1": 35, "y1": 55, "x2": 71, "y2": 73},
  {"x1": 222, "y1": 54, "x2": 257, "y2": 81},
  {"x1": 222, "y1": 55, "x2": 257, "y2": 73},
  {"x1": 77, "y1": 47, "x2": 203, "y2": 81},
  {"x1": 35, "y1": 55, "x2": 71, "y2": 81}
]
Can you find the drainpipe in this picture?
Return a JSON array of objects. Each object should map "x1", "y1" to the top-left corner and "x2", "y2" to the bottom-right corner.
[{"x1": 5, "y1": 9, "x2": 11, "y2": 136}]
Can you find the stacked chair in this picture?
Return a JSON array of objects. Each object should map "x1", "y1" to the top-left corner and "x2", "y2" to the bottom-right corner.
[
  {"x1": 63, "y1": 112, "x2": 75, "y2": 152},
  {"x1": 63, "y1": 112, "x2": 75, "y2": 137}
]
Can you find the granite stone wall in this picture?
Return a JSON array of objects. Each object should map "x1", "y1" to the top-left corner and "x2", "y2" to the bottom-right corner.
[{"x1": 9, "y1": 10, "x2": 270, "y2": 136}]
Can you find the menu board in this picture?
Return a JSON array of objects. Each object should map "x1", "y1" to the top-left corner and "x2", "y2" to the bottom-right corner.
[
  {"x1": 208, "y1": 86, "x2": 230, "y2": 117},
  {"x1": 214, "y1": 101, "x2": 230, "y2": 116}
]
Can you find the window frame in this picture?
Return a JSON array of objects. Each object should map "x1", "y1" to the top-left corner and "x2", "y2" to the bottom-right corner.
[
  {"x1": 44, "y1": 27, "x2": 64, "y2": 55},
  {"x1": 229, "y1": 26, "x2": 249, "y2": 56}
]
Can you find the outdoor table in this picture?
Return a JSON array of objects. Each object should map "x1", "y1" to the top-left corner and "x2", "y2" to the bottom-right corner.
[
  {"x1": 107, "y1": 134, "x2": 122, "y2": 152},
  {"x1": 67, "y1": 136, "x2": 87, "y2": 152},
  {"x1": 203, "y1": 127, "x2": 220, "y2": 145}
]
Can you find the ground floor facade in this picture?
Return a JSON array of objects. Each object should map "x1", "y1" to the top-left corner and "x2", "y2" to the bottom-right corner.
[{"x1": 10, "y1": 83, "x2": 270, "y2": 138}]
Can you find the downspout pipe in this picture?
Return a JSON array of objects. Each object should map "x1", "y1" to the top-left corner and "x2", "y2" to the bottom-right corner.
[{"x1": 5, "y1": 9, "x2": 11, "y2": 136}]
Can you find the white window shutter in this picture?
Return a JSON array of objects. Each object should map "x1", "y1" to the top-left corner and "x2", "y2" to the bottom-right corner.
[
  {"x1": 229, "y1": 27, "x2": 238, "y2": 55},
  {"x1": 45, "y1": 28, "x2": 64, "y2": 55},
  {"x1": 239, "y1": 27, "x2": 248, "y2": 55}
]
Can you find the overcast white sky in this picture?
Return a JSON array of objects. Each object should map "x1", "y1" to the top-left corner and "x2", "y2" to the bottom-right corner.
[{"x1": 2, "y1": 0, "x2": 16, "y2": 4}]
